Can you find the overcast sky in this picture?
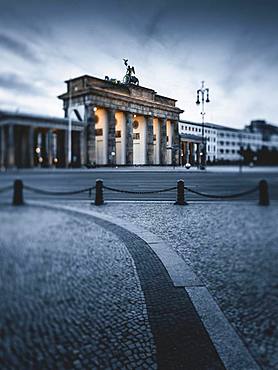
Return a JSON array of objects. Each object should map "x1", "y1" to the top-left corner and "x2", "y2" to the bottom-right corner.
[{"x1": 1, "y1": 0, "x2": 278, "y2": 128}]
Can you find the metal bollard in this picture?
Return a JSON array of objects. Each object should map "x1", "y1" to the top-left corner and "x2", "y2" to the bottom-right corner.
[
  {"x1": 13, "y1": 179, "x2": 24, "y2": 206},
  {"x1": 175, "y1": 179, "x2": 186, "y2": 205},
  {"x1": 95, "y1": 179, "x2": 104, "y2": 206},
  {"x1": 259, "y1": 179, "x2": 269, "y2": 206}
]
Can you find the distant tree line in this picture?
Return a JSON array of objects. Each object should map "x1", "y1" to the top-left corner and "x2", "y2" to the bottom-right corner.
[{"x1": 240, "y1": 145, "x2": 278, "y2": 165}]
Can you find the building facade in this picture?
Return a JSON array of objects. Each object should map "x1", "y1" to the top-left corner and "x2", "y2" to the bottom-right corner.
[
  {"x1": 58, "y1": 75, "x2": 183, "y2": 167},
  {"x1": 1, "y1": 72, "x2": 277, "y2": 169},
  {"x1": 0, "y1": 111, "x2": 83, "y2": 169},
  {"x1": 0, "y1": 75, "x2": 183, "y2": 169},
  {"x1": 179, "y1": 119, "x2": 278, "y2": 164}
]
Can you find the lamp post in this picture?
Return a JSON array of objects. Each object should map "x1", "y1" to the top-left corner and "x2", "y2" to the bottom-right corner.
[
  {"x1": 196, "y1": 81, "x2": 210, "y2": 170},
  {"x1": 68, "y1": 79, "x2": 72, "y2": 167}
]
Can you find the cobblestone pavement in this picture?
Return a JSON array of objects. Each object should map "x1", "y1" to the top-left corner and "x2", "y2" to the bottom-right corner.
[
  {"x1": 66, "y1": 201, "x2": 278, "y2": 370},
  {"x1": 0, "y1": 205, "x2": 226, "y2": 370},
  {"x1": 0, "y1": 206, "x2": 157, "y2": 369},
  {"x1": 88, "y1": 216, "x2": 224, "y2": 370}
]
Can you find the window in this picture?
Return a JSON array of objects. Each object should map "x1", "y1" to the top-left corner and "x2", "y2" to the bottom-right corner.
[
  {"x1": 208, "y1": 145, "x2": 210, "y2": 151},
  {"x1": 226, "y1": 149, "x2": 229, "y2": 153},
  {"x1": 95, "y1": 128, "x2": 103, "y2": 136},
  {"x1": 220, "y1": 149, "x2": 224, "y2": 153},
  {"x1": 189, "y1": 127, "x2": 191, "y2": 131},
  {"x1": 133, "y1": 133, "x2": 140, "y2": 140},
  {"x1": 231, "y1": 149, "x2": 235, "y2": 154},
  {"x1": 115, "y1": 130, "x2": 121, "y2": 138},
  {"x1": 220, "y1": 141, "x2": 224, "y2": 145},
  {"x1": 226, "y1": 141, "x2": 229, "y2": 145},
  {"x1": 153, "y1": 134, "x2": 156, "y2": 141}
]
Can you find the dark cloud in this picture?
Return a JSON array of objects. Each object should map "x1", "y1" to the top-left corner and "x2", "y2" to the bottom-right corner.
[
  {"x1": 0, "y1": 0, "x2": 278, "y2": 123},
  {"x1": 0, "y1": 73, "x2": 42, "y2": 95},
  {"x1": 0, "y1": 33, "x2": 40, "y2": 62}
]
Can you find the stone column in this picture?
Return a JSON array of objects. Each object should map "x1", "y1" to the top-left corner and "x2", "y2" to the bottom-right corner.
[
  {"x1": 178, "y1": 141, "x2": 186, "y2": 166},
  {"x1": 167, "y1": 120, "x2": 174, "y2": 165},
  {"x1": 7, "y1": 125, "x2": 15, "y2": 168},
  {"x1": 172, "y1": 121, "x2": 180, "y2": 166},
  {"x1": 184, "y1": 142, "x2": 188, "y2": 165},
  {"x1": 120, "y1": 113, "x2": 127, "y2": 165},
  {"x1": 107, "y1": 109, "x2": 116, "y2": 166},
  {"x1": 102, "y1": 110, "x2": 109, "y2": 165},
  {"x1": 142, "y1": 117, "x2": 147, "y2": 165},
  {"x1": 47, "y1": 130, "x2": 53, "y2": 167},
  {"x1": 0, "y1": 126, "x2": 5, "y2": 169},
  {"x1": 189, "y1": 142, "x2": 194, "y2": 164},
  {"x1": 64, "y1": 129, "x2": 69, "y2": 168},
  {"x1": 85, "y1": 104, "x2": 97, "y2": 166},
  {"x1": 80, "y1": 128, "x2": 86, "y2": 166},
  {"x1": 194, "y1": 143, "x2": 199, "y2": 166},
  {"x1": 20, "y1": 128, "x2": 28, "y2": 168},
  {"x1": 197, "y1": 143, "x2": 201, "y2": 167},
  {"x1": 154, "y1": 118, "x2": 160, "y2": 165},
  {"x1": 146, "y1": 116, "x2": 154, "y2": 165},
  {"x1": 160, "y1": 118, "x2": 167, "y2": 165},
  {"x1": 192, "y1": 143, "x2": 195, "y2": 165},
  {"x1": 125, "y1": 112, "x2": 133, "y2": 165}
]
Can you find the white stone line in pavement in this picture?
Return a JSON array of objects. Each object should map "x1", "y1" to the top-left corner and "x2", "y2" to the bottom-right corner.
[
  {"x1": 146, "y1": 242, "x2": 202, "y2": 287},
  {"x1": 186, "y1": 287, "x2": 260, "y2": 370},
  {"x1": 29, "y1": 201, "x2": 260, "y2": 370}
]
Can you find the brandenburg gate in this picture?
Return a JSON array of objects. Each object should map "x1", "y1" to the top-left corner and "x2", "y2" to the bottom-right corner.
[{"x1": 58, "y1": 63, "x2": 183, "y2": 167}]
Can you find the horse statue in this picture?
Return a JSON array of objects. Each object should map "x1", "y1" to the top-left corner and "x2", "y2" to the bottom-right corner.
[{"x1": 123, "y1": 59, "x2": 139, "y2": 85}]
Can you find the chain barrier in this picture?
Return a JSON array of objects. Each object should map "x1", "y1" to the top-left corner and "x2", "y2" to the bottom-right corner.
[
  {"x1": 3, "y1": 178, "x2": 268, "y2": 207},
  {"x1": 184, "y1": 185, "x2": 259, "y2": 199},
  {"x1": 24, "y1": 184, "x2": 95, "y2": 197},
  {"x1": 103, "y1": 185, "x2": 176, "y2": 195},
  {"x1": 0, "y1": 185, "x2": 13, "y2": 193}
]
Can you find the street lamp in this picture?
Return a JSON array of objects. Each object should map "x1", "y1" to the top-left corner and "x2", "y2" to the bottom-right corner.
[
  {"x1": 196, "y1": 81, "x2": 210, "y2": 170},
  {"x1": 68, "y1": 79, "x2": 72, "y2": 167}
]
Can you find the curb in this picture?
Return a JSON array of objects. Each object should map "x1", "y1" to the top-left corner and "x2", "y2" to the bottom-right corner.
[{"x1": 29, "y1": 201, "x2": 260, "y2": 370}]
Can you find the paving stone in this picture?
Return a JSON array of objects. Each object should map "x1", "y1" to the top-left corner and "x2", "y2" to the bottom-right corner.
[
  {"x1": 78, "y1": 201, "x2": 278, "y2": 370},
  {"x1": 0, "y1": 206, "x2": 157, "y2": 369}
]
